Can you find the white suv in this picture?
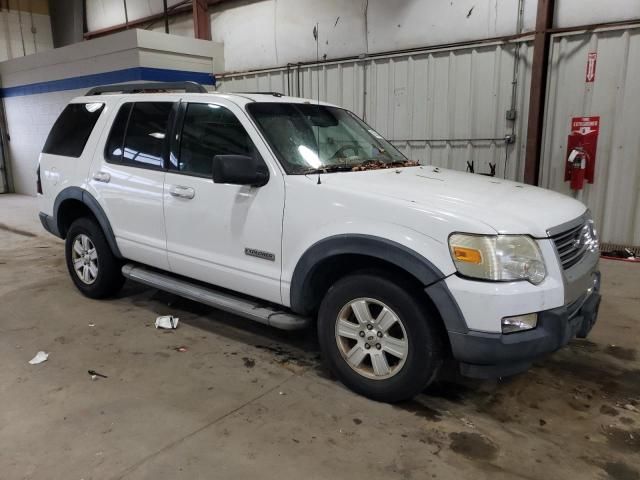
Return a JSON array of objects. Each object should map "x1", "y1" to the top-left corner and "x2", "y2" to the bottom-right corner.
[{"x1": 37, "y1": 81, "x2": 601, "y2": 402}]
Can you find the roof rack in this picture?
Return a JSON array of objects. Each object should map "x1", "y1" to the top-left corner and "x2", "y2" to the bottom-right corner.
[
  {"x1": 237, "y1": 91, "x2": 284, "y2": 97},
  {"x1": 86, "y1": 81, "x2": 208, "y2": 96}
]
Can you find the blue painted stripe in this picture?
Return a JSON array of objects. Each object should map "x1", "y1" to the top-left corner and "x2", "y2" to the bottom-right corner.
[{"x1": 0, "y1": 67, "x2": 216, "y2": 98}]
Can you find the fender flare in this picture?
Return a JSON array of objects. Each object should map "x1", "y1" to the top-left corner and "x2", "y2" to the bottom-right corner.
[
  {"x1": 53, "y1": 186, "x2": 123, "y2": 258},
  {"x1": 289, "y1": 234, "x2": 467, "y2": 333}
]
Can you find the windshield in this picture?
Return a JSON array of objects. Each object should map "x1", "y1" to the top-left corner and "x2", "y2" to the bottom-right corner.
[{"x1": 247, "y1": 103, "x2": 414, "y2": 174}]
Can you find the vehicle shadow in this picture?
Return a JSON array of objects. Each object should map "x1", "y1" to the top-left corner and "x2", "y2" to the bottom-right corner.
[
  {"x1": 116, "y1": 280, "x2": 327, "y2": 370},
  {"x1": 115, "y1": 280, "x2": 640, "y2": 410}
]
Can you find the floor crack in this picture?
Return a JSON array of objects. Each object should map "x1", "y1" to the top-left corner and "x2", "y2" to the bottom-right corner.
[{"x1": 111, "y1": 374, "x2": 297, "y2": 480}]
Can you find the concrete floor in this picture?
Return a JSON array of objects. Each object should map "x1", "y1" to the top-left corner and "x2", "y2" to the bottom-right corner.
[{"x1": 0, "y1": 193, "x2": 638, "y2": 480}]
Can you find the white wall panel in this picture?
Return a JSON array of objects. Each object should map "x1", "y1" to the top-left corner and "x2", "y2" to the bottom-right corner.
[
  {"x1": 273, "y1": 0, "x2": 366, "y2": 65},
  {"x1": 150, "y1": 13, "x2": 194, "y2": 37},
  {"x1": 367, "y1": 0, "x2": 533, "y2": 53},
  {"x1": 210, "y1": 0, "x2": 367, "y2": 72},
  {"x1": 219, "y1": 40, "x2": 532, "y2": 181},
  {"x1": 0, "y1": 11, "x2": 53, "y2": 62},
  {"x1": 210, "y1": 0, "x2": 278, "y2": 71},
  {"x1": 86, "y1": 0, "x2": 185, "y2": 31},
  {"x1": 540, "y1": 26, "x2": 640, "y2": 245},
  {"x1": 555, "y1": 0, "x2": 640, "y2": 28},
  {"x1": 86, "y1": 0, "x2": 126, "y2": 29}
]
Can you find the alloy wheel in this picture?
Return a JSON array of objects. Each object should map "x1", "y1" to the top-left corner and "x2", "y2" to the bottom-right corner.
[
  {"x1": 334, "y1": 298, "x2": 409, "y2": 380},
  {"x1": 71, "y1": 234, "x2": 99, "y2": 285}
]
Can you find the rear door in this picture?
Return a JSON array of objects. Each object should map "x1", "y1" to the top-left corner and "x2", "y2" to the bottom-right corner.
[
  {"x1": 163, "y1": 99, "x2": 285, "y2": 304},
  {"x1": 87, "y1": 97, "x2": 179, "y2": 270}
]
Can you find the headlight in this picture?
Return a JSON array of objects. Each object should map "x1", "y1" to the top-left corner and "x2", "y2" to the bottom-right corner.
[{"x1": 448, "y1": 234, "x2": 546, "y2": 284}]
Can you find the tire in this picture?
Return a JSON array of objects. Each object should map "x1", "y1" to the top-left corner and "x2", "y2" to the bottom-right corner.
[
  {"x1": 317, "y1": 272, "x2": 444, "y2": 402},
  {"x1": 65, "y1": 217, "x2": 125, "y2": 299}
]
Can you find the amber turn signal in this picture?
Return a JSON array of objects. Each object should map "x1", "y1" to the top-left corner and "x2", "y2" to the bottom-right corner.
[{"x1": 452, "y1": 246, "x2": 482, "y2": 264}]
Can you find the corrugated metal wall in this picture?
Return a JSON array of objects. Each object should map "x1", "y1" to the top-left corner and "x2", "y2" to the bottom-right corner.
[
  {"x1": 217, "y1": 39, "x2": 533, "y2": 181},
  {"x1": 540, "y1": 25, "x2": 640, "y2": 245}
]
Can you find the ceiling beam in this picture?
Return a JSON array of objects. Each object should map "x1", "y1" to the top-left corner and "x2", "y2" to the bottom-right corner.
[{"x1": 193, "y1": 0, "x2": 211, "y2": 40}]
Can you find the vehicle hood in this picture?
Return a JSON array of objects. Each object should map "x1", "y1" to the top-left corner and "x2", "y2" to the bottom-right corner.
[{"x1": 318, "y1": 166, "x2": 586, "y2": 237}]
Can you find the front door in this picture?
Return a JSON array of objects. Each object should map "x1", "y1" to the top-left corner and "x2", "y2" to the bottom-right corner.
[{"x1": 163, "y1": 100, "x2": 285, "y2": 304}]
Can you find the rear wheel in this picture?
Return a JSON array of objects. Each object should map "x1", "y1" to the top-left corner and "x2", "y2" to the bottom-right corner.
[
  {"x1": 318, "y1": 273, "x2": 444, "y2": 402},
  {"x1": 65, "y1": 217, "x2": 124, "y2": 298}
]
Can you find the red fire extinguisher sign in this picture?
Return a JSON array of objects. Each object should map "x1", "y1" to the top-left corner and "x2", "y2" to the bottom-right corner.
[{"x1": 564, "y1": 116, "x2": 600, "y2": 185}]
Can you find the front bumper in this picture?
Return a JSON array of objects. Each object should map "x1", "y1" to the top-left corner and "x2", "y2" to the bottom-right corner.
[{"x1": 449, "y1": 272, "x2": 601, "y2": 379}]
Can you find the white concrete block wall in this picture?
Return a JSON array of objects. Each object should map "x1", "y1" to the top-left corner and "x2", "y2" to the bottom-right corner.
[
  {"x1": 4, "y1": 88, "x2": 85, "y2": 195},
  {"x1": 0, "y1": 10, "x2": 53, "y2": 62}
]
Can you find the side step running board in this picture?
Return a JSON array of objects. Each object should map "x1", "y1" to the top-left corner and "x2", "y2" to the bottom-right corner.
[{"x1": 121, "y1": 264, "x2": 311, "y2": 331}]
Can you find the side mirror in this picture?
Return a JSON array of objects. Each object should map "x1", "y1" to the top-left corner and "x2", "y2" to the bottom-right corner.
[{"x1": 212, "y1": 155, "x2": 269, "y2": 187}]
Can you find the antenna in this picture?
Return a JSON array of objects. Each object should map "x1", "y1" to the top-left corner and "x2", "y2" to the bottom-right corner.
[{"x1": 313, "y1": 23, "x2": 322, "y2": 185}]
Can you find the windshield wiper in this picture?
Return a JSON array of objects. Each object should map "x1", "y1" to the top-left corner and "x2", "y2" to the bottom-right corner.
[
  {"x1": 298, "y1": 164, "x2": 355, "y2": 175},
  {"x1": 350, "y1": 159, "x2": 420, "y2": 171},
  {"x1": 298, "y1": 159, "x2": 418, "y2": 175}
]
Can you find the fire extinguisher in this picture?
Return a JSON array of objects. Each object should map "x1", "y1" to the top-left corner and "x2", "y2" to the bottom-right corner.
[{"x1": 567, "y1": 147, "x2": 589, "y2": 190}]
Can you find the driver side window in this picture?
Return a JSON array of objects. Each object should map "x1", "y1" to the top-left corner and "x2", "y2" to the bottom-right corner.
[{"x1": 177, "y1": 103, "x2": 254, "y2": 177}]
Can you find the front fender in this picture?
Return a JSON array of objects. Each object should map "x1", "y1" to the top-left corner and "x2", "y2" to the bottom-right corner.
[
  {"x1": 287, "y1": 231, "x2": 468, "y2": 335},
  {"x1": 282, "y1": 219, "x2": 456, "y2": 294},
  {"x1": 289, "y1": 233, "x2": 446, "y2": 311}
]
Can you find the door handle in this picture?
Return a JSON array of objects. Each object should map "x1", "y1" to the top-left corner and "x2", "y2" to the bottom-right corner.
[
  {"x1": 92, "y1": 171, "x2": 111, "y2": 183},
  {"x1": 169, "y1": 185, "x2": 196, "y2": 199}
]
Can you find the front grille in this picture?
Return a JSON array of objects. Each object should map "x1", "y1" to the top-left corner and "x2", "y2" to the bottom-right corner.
[{"x1": 550, "y1": 220, "x2": 596, "y2": 270}]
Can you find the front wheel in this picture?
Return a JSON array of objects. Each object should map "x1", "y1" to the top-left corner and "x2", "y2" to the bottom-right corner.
[
  {"x1": 65, "y1": 217, "x2": 124, "y2": 299},
  {"x1": 317, "y1": 273, "x2": 444, "y2": 402}
]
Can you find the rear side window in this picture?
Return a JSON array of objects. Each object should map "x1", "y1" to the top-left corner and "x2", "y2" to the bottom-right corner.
[
  {"x1": 105, "y1": 102, "x2": 173, "y2": 169},
  {"x1": 177, "y1": 103, "x2": 254, "y2": 177},
  {"x1": 42, "y1": 102, "x2": 105, "y2": 157}
]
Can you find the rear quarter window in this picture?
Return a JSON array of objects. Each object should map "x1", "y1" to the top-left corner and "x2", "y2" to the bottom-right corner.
[{"x1": 42, "y1": 102, "x2": 105, "y2": 157}]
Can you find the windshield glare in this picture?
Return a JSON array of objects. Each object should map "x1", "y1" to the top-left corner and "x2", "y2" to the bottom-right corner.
[{"x1": 247, "y1": 103, "x2": 412, "y2": 174}]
